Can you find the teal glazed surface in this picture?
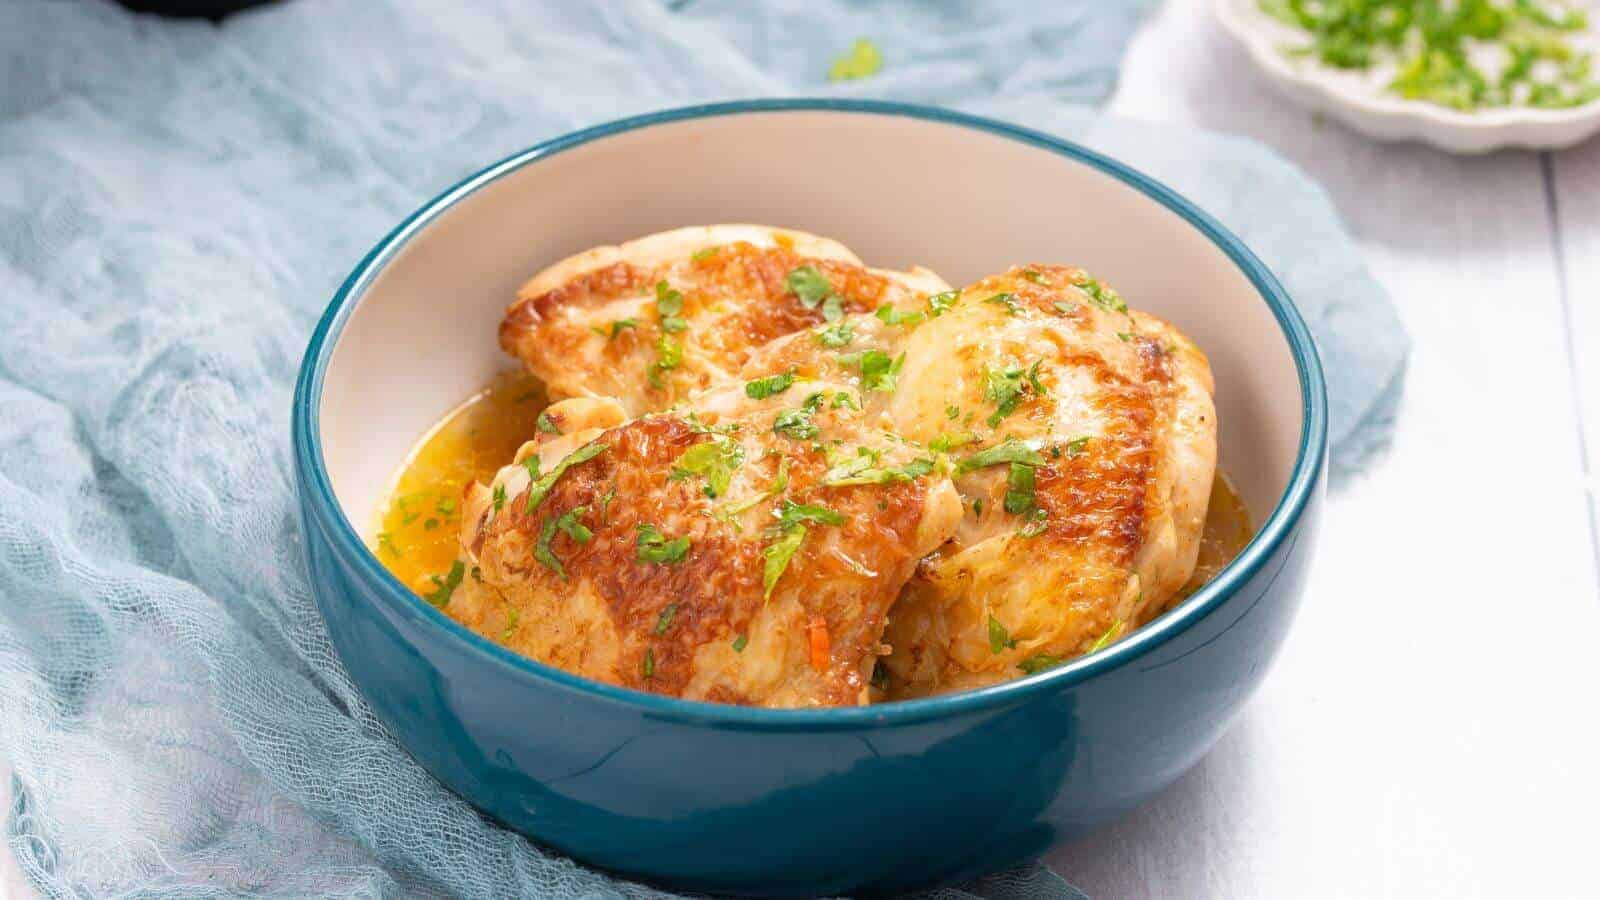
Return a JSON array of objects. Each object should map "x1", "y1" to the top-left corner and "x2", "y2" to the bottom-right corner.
[{"x1": 292, "y1": 100, "x2": 1328, "y2": 897}]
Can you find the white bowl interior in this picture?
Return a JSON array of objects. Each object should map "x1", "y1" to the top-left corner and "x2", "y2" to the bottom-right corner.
[{"x1": 320, "y1": 110, "x2": 1305, "y2": 540}]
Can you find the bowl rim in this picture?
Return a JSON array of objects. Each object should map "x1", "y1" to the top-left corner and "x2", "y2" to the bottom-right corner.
[{"x1": 292, "y1": 97, "x2": 1328, "y2": 731}]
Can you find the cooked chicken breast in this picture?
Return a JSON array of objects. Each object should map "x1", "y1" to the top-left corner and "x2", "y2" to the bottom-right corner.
[
  {"x1": 876, "y1": 265, "x2": 1218, "y2": 697},
  {"x1": 449, "y1": 385, "x2": 962, "y2": 707},
  {"x1": 499, "y1": 225, "x2": 951, "y2": 415}
]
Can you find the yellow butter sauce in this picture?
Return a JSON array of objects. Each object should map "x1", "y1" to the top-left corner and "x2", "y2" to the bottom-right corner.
[
  {"x1": 375, "y1": 372, "x2": 1255, "y2": 605},
  {"x1": 372, "y1": 370, "x2": 546, "y2": 596}
]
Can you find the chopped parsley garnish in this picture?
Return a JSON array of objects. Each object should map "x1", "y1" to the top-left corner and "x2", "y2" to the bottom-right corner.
[
  {"x1": 776, "y1": 499, "x2": 847, "y2": 528},
  {"x1": 786, "y1": 265, "x2": 834, "y2": 308},
  {"x1": 423, "y1": 518, "x2": 439, "y2": 531},
  {"x1": 643, "y1": 648, "x2": 656, "y2": 679},
  {"x1": 1004, "y1": 462, "x2": 1037, "y2": 514},
  {"x1": 654, "y1": 603, "x2": 679, "y2": 635},
  {"x1": 536, "y1": 411, "x2": 562, "y2": 434},
  {"x1": 984, "y1": 292, "x2": 1022, "y2": 316},
  {"x1": 983, "y1": 366, "x2": 1033, "y2": 427},
  {"x1": 928, "y1": 431, "x2": 978, "y2": 452},
  {"x1": 1078, "y1": 278, "x2": 1127, "y2": 314},
  {"x1": 1052, "y1": 300, "x2": 1076, "y2": 315},
  {"x1": 816, "y1": 320, "x2": 854, "y2": 347},
  {"x1": 988, "y1": 615, "x2": 1016, "y2": 654},
  {"x1": 732, "y1": 633, "x2": 749, "y2": 652},
  {"x1": 670, "y1": 437, "x2": 744, "y2": 498},
  {"x1": 424, "y1": 560, "x2": 465, "y2": 608},
  {"x1": 655, "y1": 280, "x2": 685, "y2": 318},
  {"x1": 1088, "y1": 620, "x2": 1124, "y2": 653},
  {"x1": 521, "y1": 455, "x2": 541, "y2": 481},
  {"x1": 435, "y1": 497, "x2": 457, "y2": 515},
  {"x1": 972, "y1": 498, "x2": 985, "y2": 517},
  {"x1": 491, "y1": 484, "x2": 506, "y2": 515},
  {"x1": 1065, "y1": 436, "x2": 1091, "y2": 458},
  {"x1": 647, "y1": 334, "x2": 683, "y2": 388},
  {"x1": 773, "y1": 392, "x2": 826, "y2": 441},
  {"x1": 840, "y1": 349, "x2": 905, "y2": 393},
  {"x1": 956, "y1": 438, "x2": 1045, "y2": 473},
  {"x1": 945, "y1": 404, "x2": 960, "y2": 420},
  {"x1": 376, "y1": 531, "x2": 400, "y2": 558},
  {"x1": 636, "y1": 523, "x2": 690, "y2": 564},
  {"x1": 719, "y1": 458, "x2": 791, "y2": 519},
  {"x1": 875, "y1": 304, "x2": 926, "y2": 327},
  {"x1": 823, "y1": 454, "x2": 935, "y2": 487},
  {"x1": 927, "y1": 290, "x2": 959, "y2": 317},
  {"x1": 691, "y1": 246, "x2": 720, "y2": 261},
  {"x1": 602, "y1": 318, "x2": 638, "y2": 340},
  {"x1": 1025, "y1": 361, "x2": 1048, "y2": 396},
  {"x1": 762, "y1": 523, "x2": 808, "y2": 600},
  {"x1": 501, "y1": 606, "x2": 519, "y2": 640},
  {"x1": 1018, "y1": 507, "x2": 1049, "y2": 537},
  {"x1": 828, "y1": 37, "x2": 884, "y2": 82},
  {"x1": 535, "y1": 506, "x2": 590, "y2": 578},
  {"x1": 831, "y1": 391, "x2": 860, "y2": 410},
  {"x1": 1017, "y1": 653, "x2": 1064, "y2": 675},
  {"x1": 525, "y1": 442, "x2": 608, "y2": 514},
  {"x1": 1117, "y1": 331, "x2": 1134, "y2": 343},
  {"x1": 821, "y1": 294, "x2": 844, "y2": 322},
  {"x1": 745, "y1": 371, "x2": 796, "y2": 399},
  {"x1": 1021, "y1": 269, "x2": 1048, "y2": 285},
  {"x1": 1262, "y1": 0, "x2": 1600, "y2": 110}
]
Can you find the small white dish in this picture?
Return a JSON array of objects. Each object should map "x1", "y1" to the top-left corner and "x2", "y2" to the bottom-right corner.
[{"x1": 1213, "y1": 0, "x2": 1600, "y2": 153}]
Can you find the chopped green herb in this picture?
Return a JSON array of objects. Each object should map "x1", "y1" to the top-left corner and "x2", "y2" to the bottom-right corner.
[
  {"x1": 875, "y1": 304, "x2": 926, "y2": 327},
  {"x1": 1052, "y1": 300, "x2": 1076, "y2": 315},
  {"x1": 928, "y1": 431, "x2": 979, "y2": 452},
  {"x1": 983, "y1": 366, "x2": 1027, "y2": 427},
  {"x1": 762, "y1": 523, "x2": 807, "y2": 600},
  {"x1": 927, "y1": 290, "x2": 959, "y2": 317},
  {"x1": 423, "y1": 518, "x2": 439, "y2": 531},
  {"x1": 785, "y1": 265, "x2": 834, "y2": 308},
  {"x1": 424, "y1": 560, "x2": 465, "y2": 608},
  {"x1": 636, "y1": 523, "x2": 691, "y2": 564},
  {"x1": 1078, "y1": 278, "x2": 1127, "y2": 314},
  {"x1": 732, "y1": 633, "x2": 749, "y2": 653},
  {"x1": 1065, "y1": 436, "x2": 1091, "y2": 458},
  {"x1": 521, "y1": 455, "x2": 542, "y2": 481},
  {"x1": 1004, "y1": 462, "x2": 1037, "y2": 514},
  {"x1": 604, "y1": 318, "x2": 639, "y2": 339},
  {"x1": 830, "y1": 391, "x2": 860, "y2": 411},
  {"x1": 1018, "y1": 507, "x2": 1049, "y2": 537},
  {"x1": 525, "y1": 442, "x2": 608, "y2": 514},
  {"x1": 376, "y1": 531, "x2": 400, "y2": 558},
  {"x1": 599, "y1": 485, "x2": 616, "y2": 522},
  {"x1": 1025, "y1": 360, "x2": 1048, "y2": 396},
  {"x1": 957, "y1": 438, "x2": 1045, "y2": 473},
  {"x1": 821, "y1": 294, "x2": 845, "y2": 323},
  {"x1": 531, "y1": 520, "x2": 568, "y2": 574},
  {"x1": 491, "y1": 483, "x2": 506, "y2": 515},
  {"x1": 816, "y1": 320, "x2": 854, "y2": 347},
  {"x1": 745, "y1": 371, "x2": 796, "y2": 399},
  {"x1": 843, "y1": 349, "x2": 904, "y2": 393},
  {"x1": 972, "y1": 497, "x2": 985, "y2": 517},
  {"x1": 773, "y1": 392, "x2": 826, "y2": 441},
  {"x1": 691, "y1": 246, "x2": 720, "y2": 261},
  {"x1": 647, "y1": 334, "x2": 683, "y2": 388},
  {"x1": 435, "y1": 497, "x2": 457, "y2": 515},
  {"x1": 828, "y1": 38, "x2": 884, "y2": 82},
  {"x1": 1088, "y1": 620, "x2": 1124, "y2": 653},
  {"x1": 945, "y1": 404, "x2": 960, "y2": 420},
  {"x1": 985, "y1": 292, "x2": 1022, "y2": 316},
  {"x1": 1017, "y1": 653, "x2": 1064, "y2": 675},
  {"x1": 670, "y1": 437, "x2": 745, "y2": 498},
  {"x1": 643, "y1": 648, "x2": 656, "y2": 679},
  {"x1": 1116, "y1": 331, "x2": 1134, "y2": 343},
  {"x1": 654, "y1": 603, "x2": 679, "y2": 635},
  {"x1": 501, "y1": 606, "x2": 519, "y2": 640},
  {"x1": 776, "y1": 499, "x2": 847, "y2": 528},
  {"x1": 823, "y1": 455, "x2": 935, "y2": 487},
  {"x1": 1021, "y1": 269, "x2": 1048, "y2": 285},
  {"x1": 988, "y1": 614, "x2": 1017, "y2": 654},
  {"x1": 718, "y1": 458, "x2": 791, "y2": 519},
  {"x1": 655, "y1": 280, "x2": 685, "y2": 317},
  {"x1": 555, "y1": 505, "x2": 592, "y2": 544},
  {"x1": 536, "y1": 411, "x2": 562, "y2": 435}
]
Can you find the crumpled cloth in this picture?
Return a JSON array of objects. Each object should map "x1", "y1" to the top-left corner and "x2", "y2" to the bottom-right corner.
[{"x1": 0, "y1": 0, "x2": 1404, "y2": 897}]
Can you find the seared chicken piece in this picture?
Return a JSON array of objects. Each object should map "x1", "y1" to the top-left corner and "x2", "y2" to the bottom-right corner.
[
  {"x1": 450, "y1": 384, "x2": 962, "y2": 707},
  {"x1": 499, "y1": 225, "x2": 950, "y2": 415},
  {"x1": 876, "y1": 266, "x2": 1218, "y2": 697}
]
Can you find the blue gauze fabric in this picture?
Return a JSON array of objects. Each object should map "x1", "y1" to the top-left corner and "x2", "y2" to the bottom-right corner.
[{"x1": 0, "y1": 0, "x2": 1405, "y2": 897}]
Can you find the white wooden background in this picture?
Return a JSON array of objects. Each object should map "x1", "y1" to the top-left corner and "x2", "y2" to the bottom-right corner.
[
  {"x1": 1044, "y1": 1, "x2": 1600, "y2": 897},
  {"x1": 4, "y1": 1, "x2": 1598, "y2": 897}
]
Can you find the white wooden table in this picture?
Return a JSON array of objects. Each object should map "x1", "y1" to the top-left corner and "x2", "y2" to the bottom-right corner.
[
  {"x1": 5, "y1": 2, "x2": 1598, "y2": 897},
  {"x1": 1044, "y1": 2, "x2": 1600, "y2": 897}
]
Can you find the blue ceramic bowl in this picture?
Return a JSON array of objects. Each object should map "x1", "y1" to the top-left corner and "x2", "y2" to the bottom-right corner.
[{"x1": 292, "y1": 100, "x2": 1326, "y2": 897}]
